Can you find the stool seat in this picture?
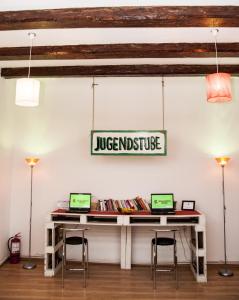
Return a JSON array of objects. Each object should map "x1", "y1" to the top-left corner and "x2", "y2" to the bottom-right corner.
[
  {"x1": 152, "y1": 237, "x2": 175, "y2": 246},
  {"x1": 66, "y1": 236, "x2": 88, "y2": 245}
]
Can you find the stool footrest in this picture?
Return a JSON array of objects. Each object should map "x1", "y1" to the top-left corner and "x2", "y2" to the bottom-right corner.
[
  {"x1": 155, "y1": 268, "x2": 175, "y2": 272},
  {"x1": 68, "y1": 268, "x2": 85, "y2": 271}
]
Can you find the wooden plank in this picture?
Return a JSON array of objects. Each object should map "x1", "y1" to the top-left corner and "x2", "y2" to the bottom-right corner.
[
  {"x1": 2, "y1": 64, "x2": 239, "y2": 78},
  {"x1": 0, "y1": 6, "x2": 238, "y2": 30},
  {"x1": 0, "y1": 43, "x2": 238, "y2": 60}
]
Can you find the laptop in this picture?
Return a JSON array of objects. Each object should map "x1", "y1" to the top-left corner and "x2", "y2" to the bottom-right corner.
[
  {"x1": 150, "y1": 193, "x2": 175, "y2": 215},
  {"x1": 68, "y1": 193, "x2": 91, "y2": 213}
]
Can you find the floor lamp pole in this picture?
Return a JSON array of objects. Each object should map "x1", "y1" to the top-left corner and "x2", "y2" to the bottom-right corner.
[
  {"x1": 29, "y1": 166, "x2": 34, "y2": 261},
  {"x1": 23, "y1": 158, "x2": 39, "y2": 270},
  {"x1": 217, "y1": 160, "x2": 233, "y2": 277}
]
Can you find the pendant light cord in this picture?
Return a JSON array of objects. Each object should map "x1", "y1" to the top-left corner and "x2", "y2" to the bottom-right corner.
[
  {"x1": 28, "y1": 39, "x2": 33, "y2": 78},
  {"x1": 212, "y1": 29, "x2": 219, "y2": 74},
  {"x1": 161, "y1": 76, "x2": 165, "y2": 130},
  {"x1": 27, "y1": 32, "x2": 36, "y2": 78},
  {"x1": 92, "y1": 77, "x2": 98, "y2": 130}
]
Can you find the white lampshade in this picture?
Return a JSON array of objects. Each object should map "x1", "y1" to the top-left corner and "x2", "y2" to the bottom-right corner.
[{"x1": 15, "y1": 78, "x2": 40, "y2": 107}]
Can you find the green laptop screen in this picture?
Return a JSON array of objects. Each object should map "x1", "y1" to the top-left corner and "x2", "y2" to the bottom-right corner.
[
  {"x1": 69, "y1": 193, "x2": 91, "y2": 209},
  {"x1": 151, "y1": 194, "x2": 174, "y2": 209}
]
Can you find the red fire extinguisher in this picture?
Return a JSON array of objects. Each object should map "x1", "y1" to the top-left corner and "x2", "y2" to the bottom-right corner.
[{"x1": 8, "y1": 233, "x2": 21, "y2": 264}]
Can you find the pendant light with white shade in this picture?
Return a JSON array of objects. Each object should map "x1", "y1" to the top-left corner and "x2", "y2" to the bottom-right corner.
[
  {"x1": 15, "y1": 33, "x2": 40, "y2": 107},
  {"x1": 206, "y1": 29, "x2": 232, "y2": 103}
]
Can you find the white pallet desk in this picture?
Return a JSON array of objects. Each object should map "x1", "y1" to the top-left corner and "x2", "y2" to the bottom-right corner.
[{"x1": 45, "y1": 210, "x2": 207, "y2": 283}]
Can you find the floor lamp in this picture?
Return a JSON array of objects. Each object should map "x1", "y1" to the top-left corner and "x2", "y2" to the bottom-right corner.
[
  {"x1": 215, "y1": 156, "x2": 233, "y2": 277},
  {"x1": 23, "y1": 157, "x2": 39, "y2": 270}
]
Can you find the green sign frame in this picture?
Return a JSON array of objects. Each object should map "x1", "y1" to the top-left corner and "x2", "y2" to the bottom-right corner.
[{"x1": 91, "y1": 130, "x2": 167, "y2": 156}]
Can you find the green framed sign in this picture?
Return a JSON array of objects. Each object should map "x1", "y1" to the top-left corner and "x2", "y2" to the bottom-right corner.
[{"x1": 91, "y1": 130, "x2": 167, "y2": 156}]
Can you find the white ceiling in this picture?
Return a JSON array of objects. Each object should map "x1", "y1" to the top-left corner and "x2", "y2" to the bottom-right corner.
[
  {"x1": 2, "y1": 28, "x2": 239, "y2": 48},
  {"x1": 0, "y1": 0, "x2": 238, "y2": 69}
]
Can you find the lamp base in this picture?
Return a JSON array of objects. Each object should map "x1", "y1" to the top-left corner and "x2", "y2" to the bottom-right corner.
[
  {"x1": 218, "y1": 268, "x2": 233, "y2": 277},
  {"x1": 23, "y1": 261, "x2": 37, "y2": 270}
]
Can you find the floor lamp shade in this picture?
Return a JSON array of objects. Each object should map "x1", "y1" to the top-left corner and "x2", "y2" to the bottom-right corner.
[
  {"x1": 15, "y1": 78, "x2": 40, "y2": 107},
  {"x1": 206, "y1": 73, "x2": 232, "y2": 103},
  {"x1": 25, "y1": 157, "x2": 39, "y2": 167},
  {"x1": 215, "y1": 157, "x2": 230, "y2": 166}
]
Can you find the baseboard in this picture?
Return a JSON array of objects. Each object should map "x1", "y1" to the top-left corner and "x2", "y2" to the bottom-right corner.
[
  {"x1": 207, "y1": 261, "x2": 239, "y2": 265},
  {"x1": 0, "y1": 256, "x2": 8, "y2": 266},
  {"x1": 20, "y1": 255, "x2": 43, "y2": 262},
  {"x1": 3, "y1": 256, "x2": 239, "y2": 266}
]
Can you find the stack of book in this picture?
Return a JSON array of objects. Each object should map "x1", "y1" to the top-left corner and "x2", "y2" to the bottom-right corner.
[{"x1": 95, "y1": 196, "x2": 150, "y2": 212}]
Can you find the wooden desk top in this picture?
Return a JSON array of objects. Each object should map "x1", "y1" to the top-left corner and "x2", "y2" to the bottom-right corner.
[{"x1": 52, "y1": 209, "x2": 201, "y2": 216}]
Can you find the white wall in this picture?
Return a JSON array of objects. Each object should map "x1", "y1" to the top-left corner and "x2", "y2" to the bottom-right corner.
[
  {"x1": 0, "y1": 79, "x2": 13, "y2": 264},
  {"x1": 5, "y1": 76, "x2": 239, "y2": 264}
]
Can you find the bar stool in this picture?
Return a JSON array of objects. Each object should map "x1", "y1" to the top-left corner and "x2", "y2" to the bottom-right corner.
[
  {"x1": 151, "y1": 229, "x2": 178, "y2": 289},
  {"x1": 61, "y1": 227, "x2": 89, "y2": 288}
]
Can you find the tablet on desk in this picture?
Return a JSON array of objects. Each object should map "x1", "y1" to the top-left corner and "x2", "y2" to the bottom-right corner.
[{"x1": 68, "y1": 193, "x2": 91, "y2": 213}]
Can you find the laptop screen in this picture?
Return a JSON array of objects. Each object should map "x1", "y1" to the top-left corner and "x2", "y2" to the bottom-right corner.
[
  {"x1": 151, "y1": 194, "x2": 174, "y2": 210},
  {"x1": 69, "y1": 193, "x2": 91, "y2": 210}
]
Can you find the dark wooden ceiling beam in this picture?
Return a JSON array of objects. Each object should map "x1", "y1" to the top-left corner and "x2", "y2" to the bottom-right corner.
[
  {"x1": 0, "y1": 6, "x2": 239, "y2": 30},
  {"x1": 0, "y1": 43, "x2": 238, "y2": 60},
  {"x1": 2, "y1": 64, "x2": 239, "y2": 78}
]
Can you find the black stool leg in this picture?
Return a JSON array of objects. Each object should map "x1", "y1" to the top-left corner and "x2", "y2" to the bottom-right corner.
[
  {"x1": 172, "y1": 231, "x2": 178, "y2": 289},
  {"x1": 151, "y1": 242, "x2": 153, "y2": 280},
  {"x1": 82, "y1": 236, "x2": 86, "y2": 288},
  {"x1": 64, "y1": 241, "x2": 67, "y2": 269},
  {"x1": 174, "y1": 240, "x2": 178, "y2": 289},
  {"x1": 153, "y1": 243, "x2": 157, "y2": 289},
  {"x1": 62, "y1": 232, "x2": 66, "y2": 288},
  {"x1": 86, "y1": 242, "x2": 89, "y2": 278}
]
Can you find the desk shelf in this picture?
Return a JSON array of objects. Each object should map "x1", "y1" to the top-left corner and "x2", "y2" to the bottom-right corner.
[
  {"x1": 86, "y1": 215, "x2": 118, "y2": 224},
  {"x1": 166, "y1": 216, "x2": 199, "y2": 224},
  {"x1": 45, "y1": 223, "x2": 63, "y2": 277},
  {"x1": 190, "y1": 224, "x2": 207, "y2": 281},
  {"x1": 129, "y1": 216, "x2": 161, "y2": 225},
  {"x1": 52, "y1": 214, "x2": 81, "y2": 222}
]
